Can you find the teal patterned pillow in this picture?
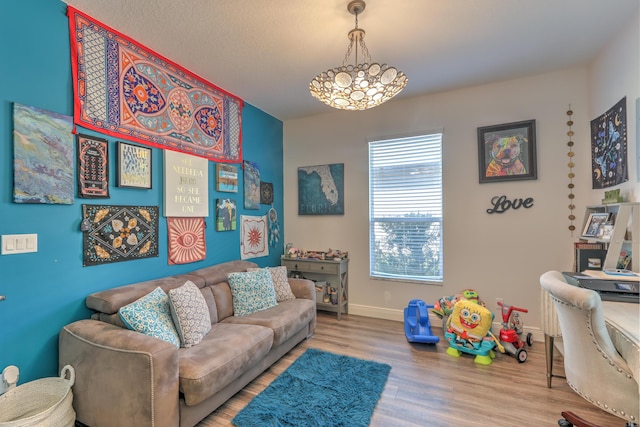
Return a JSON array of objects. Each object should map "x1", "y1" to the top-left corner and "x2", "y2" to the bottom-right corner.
[
  {"x1": 227, "y1": 270, "x2": 278, "y2": 316},
  {"x1": 118, "y1": 287, "x2": 180, "y2": 348},
  {"x1": 168, "y1": 280, "x2": 211, "y2": 347}
]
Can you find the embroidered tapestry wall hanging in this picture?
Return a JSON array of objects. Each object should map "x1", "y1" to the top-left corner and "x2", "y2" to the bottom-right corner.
[
  {"x1": 240, "y1": 215, "x2": 269, "y2": 260},
  {"x1": 77, "y1": 134, "x2": 109, "y2": 198},
  {"x1": 167, "y1": 217, "x2": 206, "y2": 265},
  {"x1": 68, "y1": 7, "x2": 244, "y2": 163},
  {"x1": 82, "y1": 204, "x2": 159, "y2": 266},
  {"x1": 590, "y1": 97, "x2": 628, "y2": 189},
  {"x1": 13, "y1": 103, "x2": 74, "y2": 204}
]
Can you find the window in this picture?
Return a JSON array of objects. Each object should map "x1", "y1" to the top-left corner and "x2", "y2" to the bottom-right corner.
[{"x1": 368, "y1": 132, "x2": 443, "y2": 282}]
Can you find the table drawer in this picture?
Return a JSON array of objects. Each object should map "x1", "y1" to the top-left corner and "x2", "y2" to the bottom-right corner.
[{"x1": 282, "y1": 259, "x2": 340, "y2": 274}]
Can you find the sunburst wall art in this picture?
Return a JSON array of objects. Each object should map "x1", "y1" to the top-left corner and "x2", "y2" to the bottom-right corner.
[
  {"x1": 167, "y1": 217, "x2": 206, "y2": 265},
  {"x1": 240, "y1": 215, "x2": 268, "y2": 260}
]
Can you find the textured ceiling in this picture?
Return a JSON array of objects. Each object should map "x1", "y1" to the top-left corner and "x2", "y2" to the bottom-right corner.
[{"x1": 61, "y1": 0, "x2": 639, "y2": 121}]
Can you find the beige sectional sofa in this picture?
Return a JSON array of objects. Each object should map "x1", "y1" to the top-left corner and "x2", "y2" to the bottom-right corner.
[{"x1": 59, "y1": 260, "x2": 316, "y2": 427}]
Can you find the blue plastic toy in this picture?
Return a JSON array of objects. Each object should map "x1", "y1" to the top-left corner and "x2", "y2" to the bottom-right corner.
[{"x1": 404, "y1": 299, "x2": 440, "y2": 344}]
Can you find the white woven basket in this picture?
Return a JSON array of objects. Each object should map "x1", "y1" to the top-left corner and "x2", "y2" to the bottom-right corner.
[{"x1": 0, "y1": 365, "x2": 75, "y2": 427}]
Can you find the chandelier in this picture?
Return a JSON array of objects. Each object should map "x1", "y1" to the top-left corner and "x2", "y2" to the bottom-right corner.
[{"x1": 310, "y1": 1, "x2": 407, "y2": 111}]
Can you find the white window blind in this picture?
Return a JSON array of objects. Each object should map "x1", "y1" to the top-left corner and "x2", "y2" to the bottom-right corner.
[{"x1": 369, "y1": 133, "x2": 443, "y2": 282}]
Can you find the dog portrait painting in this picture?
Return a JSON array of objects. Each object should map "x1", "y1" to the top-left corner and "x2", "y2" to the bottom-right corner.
[{"x1": 478, "y1": 120, "x2": 537, "y2": 183}]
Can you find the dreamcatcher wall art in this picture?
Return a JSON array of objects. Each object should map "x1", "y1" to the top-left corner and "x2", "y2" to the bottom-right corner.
[
  {"x1": 68, "y1": 7, "x2": 243, "y2": 163},
  {"x1": 590, "y1": 97, "x2": 628, "y2": 189}
]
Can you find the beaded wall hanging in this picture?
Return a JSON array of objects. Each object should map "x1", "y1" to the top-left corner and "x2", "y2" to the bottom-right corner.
[{"x1": 566, "y1": 107, "x2": 577, "y2": 234}]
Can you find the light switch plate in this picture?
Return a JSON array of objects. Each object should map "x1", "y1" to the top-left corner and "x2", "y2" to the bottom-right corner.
[{"x1": 1, "y1": 234, "x2": 37, "y2": 255}]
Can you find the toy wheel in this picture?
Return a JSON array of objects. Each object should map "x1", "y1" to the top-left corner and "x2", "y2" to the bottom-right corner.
[
  {"x1": 526, "y1": 332, "x2": 533, "y2": 347},
  {"x1": 516, "y1": 348, "x2": 527, "y2": 363}
]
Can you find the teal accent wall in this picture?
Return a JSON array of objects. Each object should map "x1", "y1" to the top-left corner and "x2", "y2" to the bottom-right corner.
[{"x1": 0, "y1": 0, "x2": 284, "y2": 382}]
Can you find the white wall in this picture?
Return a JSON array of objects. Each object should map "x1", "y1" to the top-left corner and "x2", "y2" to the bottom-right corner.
[
  {"x1": 588, "y1": 9, "x2": 639, "y2": 203},
  {"x1": 283, "y1": 15, "x2": 638, "y2": 330}
]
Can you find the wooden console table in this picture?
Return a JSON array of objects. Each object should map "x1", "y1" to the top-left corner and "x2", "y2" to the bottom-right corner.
[{"x1": 281, "y1": 257, "x2": 349, "y2": 320}]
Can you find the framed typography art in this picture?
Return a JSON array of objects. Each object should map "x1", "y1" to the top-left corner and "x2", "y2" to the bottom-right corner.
[{"x1": 477, "y1": 120, "x2": 537, "y2": 183}]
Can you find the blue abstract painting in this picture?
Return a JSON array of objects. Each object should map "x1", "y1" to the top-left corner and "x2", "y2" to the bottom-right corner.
[{"x1": 13, "y1": 103, "x2": 74, "y2": 204}]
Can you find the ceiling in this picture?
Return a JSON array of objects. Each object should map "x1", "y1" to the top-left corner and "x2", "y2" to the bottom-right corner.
[{"x1": 61, "y1": 0, "x2": 639, "y2": 121}]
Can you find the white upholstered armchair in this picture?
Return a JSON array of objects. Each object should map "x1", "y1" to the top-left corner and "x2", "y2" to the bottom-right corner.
[
  {"x1": 540, "y1": 271, "x2": 638, "y2": 426},
  {"x1": 540, "y1": 286, "x2": 564, "y2": 388}
]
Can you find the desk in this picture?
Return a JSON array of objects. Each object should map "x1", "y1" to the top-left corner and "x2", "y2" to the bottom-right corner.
[{"x1": 602, "y1": 301, "x2": 640, "y2": 382}]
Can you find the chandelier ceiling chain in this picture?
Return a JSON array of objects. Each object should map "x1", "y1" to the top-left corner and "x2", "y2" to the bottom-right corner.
[{"x1": 310, "y1": 0, "x2": 407, "y2": 111}]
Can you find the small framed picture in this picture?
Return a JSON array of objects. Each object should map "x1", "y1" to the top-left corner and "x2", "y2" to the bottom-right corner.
[
  {"x1": 581, "y1": 212, "x2": 610, "y2": 237},
  {"x1": 216, "y1": 163, "x2": 238, "y2": 192},
  {"x1": 77, "y1": 133, "x2": 109, "y2": 198},
  {"x1": 598, "y1": 224, "x2": 614, "y2": 241},
  {"x1": 117, "y1": 141, "x2": 152, "y2": 189},
  {"x1": 477, "y1": 119, "x2": 537, "y2": 183},
  {"x1": 260, "y1": 182, "x2": 274, "y2": 204}
]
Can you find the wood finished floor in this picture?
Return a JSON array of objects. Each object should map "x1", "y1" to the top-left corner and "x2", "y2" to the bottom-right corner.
[{"x1": 197, "y1": 312, "x2": 624, "y2": 427}]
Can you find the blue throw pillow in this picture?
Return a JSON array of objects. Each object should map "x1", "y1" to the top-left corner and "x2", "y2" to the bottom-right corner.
[
  {"x1": 227, "y1": 270, "x2": 278, "y2": 316},
  {"x1": 119, "y1": 287, "x2": 181, "y2": 348}
]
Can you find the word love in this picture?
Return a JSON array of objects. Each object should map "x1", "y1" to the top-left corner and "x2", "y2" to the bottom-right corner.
[{"x1": 486, "y1": 195, "x2": 534, "y2": 214}]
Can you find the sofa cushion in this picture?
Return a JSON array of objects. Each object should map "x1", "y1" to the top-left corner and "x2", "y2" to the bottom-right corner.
[
  {"x1": 178, "y1": 323, "x2": 273, "y2": 406},
  {"x1": 227, "y1": 270, "x2": 277, "y2": 316},
  {"x1": 222, "y1": 298, "x2": 315, "y2": 346},
  {"x1": 168, "y1": 281, "x2": 211, "y2": 348},
  {"x1": 118, "y1": 287, "x2": 180, "y2": 348},
  {"x1": 247, "y1": 266, "x2": 296, "y2": 302}
]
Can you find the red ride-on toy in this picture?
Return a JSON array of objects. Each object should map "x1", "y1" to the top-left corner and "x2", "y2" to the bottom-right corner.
[{"x1": 497, "y1": 301, "x2": 533, "y2": 363}]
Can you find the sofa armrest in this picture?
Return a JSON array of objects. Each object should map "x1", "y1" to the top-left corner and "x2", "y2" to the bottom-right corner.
[
  {"x1": 59, "y1": 319, "x2": 179, "y2": 427},
  {"x1": 288, "y1": 278, "x2": 315, "y2": 302}
]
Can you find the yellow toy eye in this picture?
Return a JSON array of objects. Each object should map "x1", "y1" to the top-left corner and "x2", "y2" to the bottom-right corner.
[
  {"x1": 461, "y1": 308, "x2": 470, "y2": 318},
  {"x1": 470, "y1": 313, "x2": 480, "y2": 322}
]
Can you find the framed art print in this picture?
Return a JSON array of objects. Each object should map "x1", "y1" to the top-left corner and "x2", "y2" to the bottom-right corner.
[
  {"x1": 581, "y1": 212, "x2": 610, "y2": 237},
  {"x1": 117, "y1": 141, "x2": 152, "y2": 189},
  {"x1": 216, "y1": 198, "x2": 237, "y2": 231},
  {"x1": 77, "y1": 133, "x2": 109, "y2": 198},
  {"x1": 298, "y1": 163, "x2": 344, "y2": 215},
  {"x1": 243, "y1": 160, "x2": 260, "y2": 209},
  {"x1": 260, "y1": 182, "x2": 274, "y2": 204},
  {"x1": 13, "y1": 103, "x2": 74, "y2": 204},
  {"x1": 477, "y1": 120, "x2": 537, "y2": 183},
  {"x1": 216, "y1": 163, "x2": 238, "y2": 192}
]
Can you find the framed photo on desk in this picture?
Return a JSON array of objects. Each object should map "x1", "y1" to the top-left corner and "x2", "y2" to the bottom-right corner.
[{"x1": 581, "y1": 212, "x2": 610, "y2": 237}]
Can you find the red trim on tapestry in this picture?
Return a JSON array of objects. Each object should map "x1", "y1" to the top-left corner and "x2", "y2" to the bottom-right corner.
[{"x1": 67, "y1": 6, "x2": 244, "y2": 164}]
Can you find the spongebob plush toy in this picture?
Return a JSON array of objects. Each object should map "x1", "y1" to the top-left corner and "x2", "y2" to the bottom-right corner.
[{"x1": 444, "y1": 299, "x2": 504, "y2": 365}]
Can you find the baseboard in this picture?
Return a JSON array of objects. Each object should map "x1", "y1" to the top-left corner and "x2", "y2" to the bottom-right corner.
[{"x1": 347, "y1": 303, "x2": 545, "y2": 343}]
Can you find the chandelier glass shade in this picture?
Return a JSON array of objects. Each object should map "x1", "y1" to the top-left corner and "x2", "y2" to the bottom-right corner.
[{"x1": 309, "y1": 1, "x2": 407, "y2": 111}]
